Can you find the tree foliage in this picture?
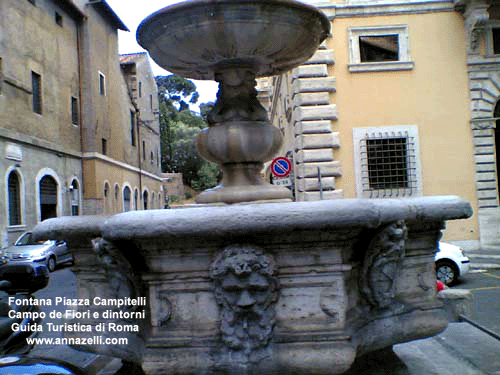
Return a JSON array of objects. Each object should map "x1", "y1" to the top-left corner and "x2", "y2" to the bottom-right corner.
[{"x1": 156, "y1": 75, "x2": 220, "y2": 191}]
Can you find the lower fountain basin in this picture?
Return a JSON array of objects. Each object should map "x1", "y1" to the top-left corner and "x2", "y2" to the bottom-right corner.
[{"x1": 33, "y1": 196, "x2": 472, "y2": 374}]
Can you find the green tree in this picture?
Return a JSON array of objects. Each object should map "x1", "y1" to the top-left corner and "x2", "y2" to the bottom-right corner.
[{"x1": 156, "y1": 75, "x2": 220, "y2": 191}]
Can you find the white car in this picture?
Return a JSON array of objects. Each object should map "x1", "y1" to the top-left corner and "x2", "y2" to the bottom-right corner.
[{"x1": 435, "y1": 242, "x2": 470, "y2": 286}]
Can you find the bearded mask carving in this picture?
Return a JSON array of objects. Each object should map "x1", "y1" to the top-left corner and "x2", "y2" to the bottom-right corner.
[{"x1": 210, "y1": 245, "x2": 279, "y2": 352}]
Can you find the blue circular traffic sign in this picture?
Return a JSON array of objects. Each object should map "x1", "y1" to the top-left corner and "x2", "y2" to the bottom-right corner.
[{"x1": 271, "y1": 157, "x2": 292, "y2": 177}]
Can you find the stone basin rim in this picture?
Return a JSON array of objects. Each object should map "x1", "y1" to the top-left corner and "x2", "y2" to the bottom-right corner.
[
  {"x1": 136, "y1": 0, "x2": 331, "y2": 80},
  {"x1": 32, "y1": 196, "x2": 472, "y2": 242},
  {"x1": 136, "y1": 0, "x2": 331, "y2": 41}
]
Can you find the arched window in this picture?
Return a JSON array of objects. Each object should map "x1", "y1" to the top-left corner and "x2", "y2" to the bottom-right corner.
[
  {"x1": 123, "y1": 186, "x2": 131, "y2": 212},
  {"x1": 114, "y1": 184, "x2": 120, "y2": 212},
  {"x1": 134, "y1": 189, "x2": 139, "y2": 210},
  {"x1": 8, "y1": 171, "x2": 21, "y2": 226},
  {"x1": 143, "y1": 190, "x2": 149, "y2": 210},
  {"x1": 104, "y1": 182, "x2": 111, "y2": 214},
  {"x1": 40, "y1": 175, "x2": 58, "y2": 221},
  {"x1": 70, "y1": 179, "x2": 79, "y2": 216}
]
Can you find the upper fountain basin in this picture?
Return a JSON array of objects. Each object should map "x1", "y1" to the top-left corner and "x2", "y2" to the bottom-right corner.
[{"x1": 136, "y1": 0, "x2": 330, "y2": 81}]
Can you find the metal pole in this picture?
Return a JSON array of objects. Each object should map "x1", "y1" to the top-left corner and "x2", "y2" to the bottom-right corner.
[{"x1": 318, "y1": 167, "x2": 323, "y2": 200}]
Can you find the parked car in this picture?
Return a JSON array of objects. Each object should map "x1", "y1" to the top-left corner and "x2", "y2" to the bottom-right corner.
[
  {"x1": 435, "y1": 242, "x2": 470, "y2": 286},
  {"x1": 2, "y1": 232, "x2": 73, "y2": 272}
]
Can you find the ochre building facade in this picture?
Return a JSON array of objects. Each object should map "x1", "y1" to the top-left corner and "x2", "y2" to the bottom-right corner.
[
  {"x1": 260, "y1": 0, "x2": 483, "y2": 244},
  {"x1": 0, "y1": 0, "x2": 163, "y2": 247}
]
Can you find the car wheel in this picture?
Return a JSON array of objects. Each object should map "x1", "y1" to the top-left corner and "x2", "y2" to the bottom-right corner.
[
  {"x1": 436, "y1": 259, "x2": 459, "y2": 286},
  {"x1": 47, "y1": 256, "x2": 56, "y2": 272}
]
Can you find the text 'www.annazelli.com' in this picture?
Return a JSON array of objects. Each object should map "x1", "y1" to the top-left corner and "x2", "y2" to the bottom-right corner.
[{"x1": 26, "y1": 336, "x2": 128, "y2": 346}]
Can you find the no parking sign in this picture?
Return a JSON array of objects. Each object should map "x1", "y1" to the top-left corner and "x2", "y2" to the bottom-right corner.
[{"x1": 271, "y1": 157, "x2": 292, "y2": 178}]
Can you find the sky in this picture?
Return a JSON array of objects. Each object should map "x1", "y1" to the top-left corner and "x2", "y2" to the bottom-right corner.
[{"x1": 106, "y1": 0, "x2": 218, "y2": 107}]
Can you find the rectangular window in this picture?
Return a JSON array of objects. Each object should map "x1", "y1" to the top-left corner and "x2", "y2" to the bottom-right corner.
[
  {"x1": 138, "y1": 81, "x2": 142, "y2": 98},
  {"x1": 71, "y1": 96, "x2": 79, "y2": 125},
  {"x1": 55, "y1": 12, "x2": 63, "y2": 27},
  {"x1": 493, "y1": 28, "x2": 500, "y2": 55},
  {"x1": 359, "y1": 35, "x2": 399, "y2": 63},
  {"x1": 353, "y1": 126, "x2": 421, "y2": 198},
  {"x1": 142, "y1": 141, "x2": 146, "y2": 160},
  {"x1": 130, "y1": 111, "x2": 136, "y2": 146},
  {"x1": 32, "y1": 71, "x2": 42, "y2": 114},
  {"x1": 349, "y1": 25, "x2": 413, "y2": 72},
  {"x1": 150, "y1": 94, "x2": 153, "y2": 110},
  {"x1": 102, "y1": 138, "x2": 107, "y2": 155},
  {"x1": 99, "y1": 72, "x2": 106, "y2": 96}
]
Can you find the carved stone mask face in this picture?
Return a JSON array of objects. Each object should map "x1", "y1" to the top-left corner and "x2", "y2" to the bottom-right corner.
[
  {"x1": 210, "y1": 244, "x2": 279, "y2": 351},
  {"x1": 221, "y1": 271, "x2": 272, "y2": 314}
]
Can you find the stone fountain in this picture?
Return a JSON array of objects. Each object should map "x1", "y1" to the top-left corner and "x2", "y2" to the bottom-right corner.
[{"x1": 32, "y1": 0, "x2": 473, "y2": 374}]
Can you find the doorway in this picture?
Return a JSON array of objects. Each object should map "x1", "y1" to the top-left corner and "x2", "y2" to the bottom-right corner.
[{"x1": 39, "y1": 175, "x2": 58, "y2": 221}]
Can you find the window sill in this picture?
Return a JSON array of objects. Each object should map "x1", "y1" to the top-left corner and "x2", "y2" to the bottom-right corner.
[
  {"x1": 349, "y1": 61, "x2": 415, "y2": 73},
  {"x1": 7, "y1": 225, "x2": 26, "y2": 233}
]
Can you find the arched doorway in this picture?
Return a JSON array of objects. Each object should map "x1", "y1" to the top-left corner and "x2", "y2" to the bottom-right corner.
[
  {"x1": 40, "y1": 175, "x2": 58, "y2": 221},
  {"x1": 123, "y1": 186, "x2": 131, "y2": 212},
  {"x1": 70, "y1": 179, "x2": 80, "y2": 216}
]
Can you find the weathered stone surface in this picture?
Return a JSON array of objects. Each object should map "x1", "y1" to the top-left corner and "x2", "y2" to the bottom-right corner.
[
  {"x1": 296, "y1": 133, "x2": 340, "y2": 149},
  {"x1": 296, "y1": 176, "x2": 336, "y2": 191},
  {"x1": 292, "y1": 77, "x2": 336, "y2": 94},
  {"x1": 294, "y1": 104, "x2": 337, "y2": 121},
  {"x1": 304, "y1": 48, "x2": 335, "y2": 65},
  {"x1": 295, "y1": 160, "x2": 342, "y2": 178},
  {"x1": 295, "y1": 120, "x2": 333, "y2": 135},
  {"x1": 293, "y1": 91, "x2": 330, "y2": 106},
  {"x1": 296, "y1": 149, "x2": 335, "y2": 163},
  {"x1": 296, "y1": 190, "x2": 344, "y2": 201},
  {"x1": 438, "y1": 289, "x2": 473, "y2": 322},
  {"x1": 292, "y1": 64, "x2": 328, "y2": 79},
  {"x1": 32, "y1": 196, "x2": 473, "y2": 374}
]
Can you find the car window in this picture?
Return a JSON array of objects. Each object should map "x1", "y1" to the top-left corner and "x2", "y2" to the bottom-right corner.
[{"x1": 16, "y1": 232, "x2": 34, "y2": 246}]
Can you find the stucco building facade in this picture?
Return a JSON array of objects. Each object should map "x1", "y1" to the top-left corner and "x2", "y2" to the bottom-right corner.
[
  {"x1": 0, "y1": 0, "x2": 163, "y2": 247},
  {"x1": 260, "y1": 0, "x2": 482, "y2": 244}
]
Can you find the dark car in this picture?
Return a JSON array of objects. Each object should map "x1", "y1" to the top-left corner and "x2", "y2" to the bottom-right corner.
[{"x1": 0, "y1": 355, "x2": 86, "y2": 374}]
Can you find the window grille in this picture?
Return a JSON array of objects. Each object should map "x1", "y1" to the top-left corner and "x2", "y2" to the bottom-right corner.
[
  {"x1": 71, "y1": 97, "x2": 79, "y2": 125},
  {"x1": 359, "y1": 130, "x2": 418, "y2": 198}
]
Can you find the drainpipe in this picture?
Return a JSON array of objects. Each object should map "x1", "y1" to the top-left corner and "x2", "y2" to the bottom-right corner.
[
  {"x1": 137, "y1": 111, "x2": 143, "y2": 210},
  {"x1": 76, "y1": 19, "x2": 85, "y2": 214}
]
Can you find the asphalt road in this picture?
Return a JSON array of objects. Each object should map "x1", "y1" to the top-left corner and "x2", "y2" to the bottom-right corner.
[{"x1": 456, "y1": 265, "x2": 500, "y2": 336}]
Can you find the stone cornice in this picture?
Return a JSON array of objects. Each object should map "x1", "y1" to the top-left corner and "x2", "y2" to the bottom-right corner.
[
  {"x1": 316, "y1": 1, "x2": 455, "y2": 19},
  {"x1": 82, "y1": 152, "x2": 163, "y2": 182},
  {"x1": 0, "y1": 127, "x2": 81, "y2": 159}
]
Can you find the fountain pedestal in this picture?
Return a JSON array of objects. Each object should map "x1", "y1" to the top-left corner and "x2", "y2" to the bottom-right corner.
[{"x1": 33, "y1": 196, "x2": 472, "y2": 374}]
